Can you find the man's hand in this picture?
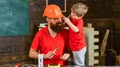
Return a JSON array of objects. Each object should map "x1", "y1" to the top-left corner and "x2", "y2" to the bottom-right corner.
[
  {"x1": 60, "y1": 53, "x2": 70, "y2": 60},
  {"x1": 44, "y1": 51, "x2": 56, "y2": 59}
]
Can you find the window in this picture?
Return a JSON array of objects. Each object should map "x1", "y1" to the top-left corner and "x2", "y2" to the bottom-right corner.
[{"x1": 46, "y1": 0, "x2": 66, "y2": 12}]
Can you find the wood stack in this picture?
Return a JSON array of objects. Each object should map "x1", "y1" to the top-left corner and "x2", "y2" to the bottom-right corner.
[{"x1": 84, "y1": 23, "x2": 99, "y2": 66}]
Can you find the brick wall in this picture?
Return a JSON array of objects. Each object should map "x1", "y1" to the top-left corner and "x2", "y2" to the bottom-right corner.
[{"x1": 0, "y1": 0, "x2": 120, "y2": 66}]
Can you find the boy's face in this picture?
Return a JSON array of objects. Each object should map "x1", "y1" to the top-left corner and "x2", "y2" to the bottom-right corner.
[{"x1": 70, "y1": 11, "x2": 78, "y2": 20}]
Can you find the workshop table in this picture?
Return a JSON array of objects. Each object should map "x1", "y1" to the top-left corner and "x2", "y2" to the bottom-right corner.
[{"x1": 2, "y1": 64, "x2": 120, "y2": 67}]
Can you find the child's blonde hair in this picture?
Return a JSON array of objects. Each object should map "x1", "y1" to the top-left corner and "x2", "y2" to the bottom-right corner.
[{"x1": 71, "y1": 3, "x2": 88, "y2": 17}]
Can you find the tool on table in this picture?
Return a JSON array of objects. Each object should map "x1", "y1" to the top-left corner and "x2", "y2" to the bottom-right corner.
[
  {"x1": 38, "y1": 50, "x2": 43, "y2": 67},
  {"x1": 14, "y1": 63, "x2": 21, "y2": 67},
  {"x1": 53, "y1": 46, "x2": 59, "y2": 53},
  {"x1": 48, "y1": 64, "x2": 60, "y2": 67}
]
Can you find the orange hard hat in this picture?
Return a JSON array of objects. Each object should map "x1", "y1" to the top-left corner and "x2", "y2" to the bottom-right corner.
[{"x1": 43, "y1": 4, "x2": 64, "y2": 18}]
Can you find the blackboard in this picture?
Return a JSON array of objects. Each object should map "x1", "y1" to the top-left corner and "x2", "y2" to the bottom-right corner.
[{"x1": 0, "y1": 0, "x2": 29, "y2": 36}]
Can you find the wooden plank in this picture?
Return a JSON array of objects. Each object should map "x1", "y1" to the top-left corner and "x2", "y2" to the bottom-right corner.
[
  {"x1": 94, "y1": 45, "x2": 99, "y2": 49},
  {"x1": 94, "y1": 38, "x2": 99, "y2": 42},
  {"x1": 100, "y1": 29, "x2": 110, "y2": 56},
  {"x1": 94, "y1": 60, "x2": 99, "y2": 64},
  {"x1": 94, "y1": 52, "x2": 99, "y2": 56}
]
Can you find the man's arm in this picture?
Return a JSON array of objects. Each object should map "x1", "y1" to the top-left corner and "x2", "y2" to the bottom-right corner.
[
  {"x1": 60, "y1": 53, "x2": 70, "y2": 60},
  {"x1": 29, "y1": 48, "x2": 39, "y2": 59},
  {"x1": 29, "y1": 48, "x2": 56, "y2": 59}
]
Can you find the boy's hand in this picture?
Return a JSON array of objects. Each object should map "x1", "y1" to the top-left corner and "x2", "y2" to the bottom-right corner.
[{"x1": 63, "y1": 17, "x2": 71, "y2": 24}]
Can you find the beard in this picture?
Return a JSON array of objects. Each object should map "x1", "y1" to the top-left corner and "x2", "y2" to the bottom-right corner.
[{"x1": 50, "y1": 22, "x2": 64, "y2": 33}]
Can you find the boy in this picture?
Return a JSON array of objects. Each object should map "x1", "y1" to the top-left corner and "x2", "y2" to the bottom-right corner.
[{"x1": 63, "y1": 3, "x2": 88, "y2": 66}]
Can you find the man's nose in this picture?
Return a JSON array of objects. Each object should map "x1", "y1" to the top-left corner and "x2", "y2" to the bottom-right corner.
[{"x1": 57, "y1": 18, "x2": 62, "y2": 22}]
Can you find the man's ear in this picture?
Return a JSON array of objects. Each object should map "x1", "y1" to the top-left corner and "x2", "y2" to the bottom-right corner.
[{"x1": 46, "y1": 17, "x2": 50, "y2": 22}]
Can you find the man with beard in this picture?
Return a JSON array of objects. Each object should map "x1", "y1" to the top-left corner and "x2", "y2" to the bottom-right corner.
[{"x1": 29, "y1": 4, "x2": 70, "y2": 65}]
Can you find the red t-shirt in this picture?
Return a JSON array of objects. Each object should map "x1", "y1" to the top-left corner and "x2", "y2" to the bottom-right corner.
[
  {"x1": 31, "y1": 27, "x2": 69, "y2": 65},
  {"x1": 69, "y1": 17, "x2": 86, "y2": 51}
]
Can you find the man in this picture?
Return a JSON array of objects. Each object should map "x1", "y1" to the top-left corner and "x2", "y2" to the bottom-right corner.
[{"x1": 29, "y1": 4, "x2": 70, "y2": 65}]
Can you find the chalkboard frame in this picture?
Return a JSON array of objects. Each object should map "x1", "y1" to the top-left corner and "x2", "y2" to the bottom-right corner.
[{"x1": 46, "y1": 0, "x2": 66, "y2": 12}]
